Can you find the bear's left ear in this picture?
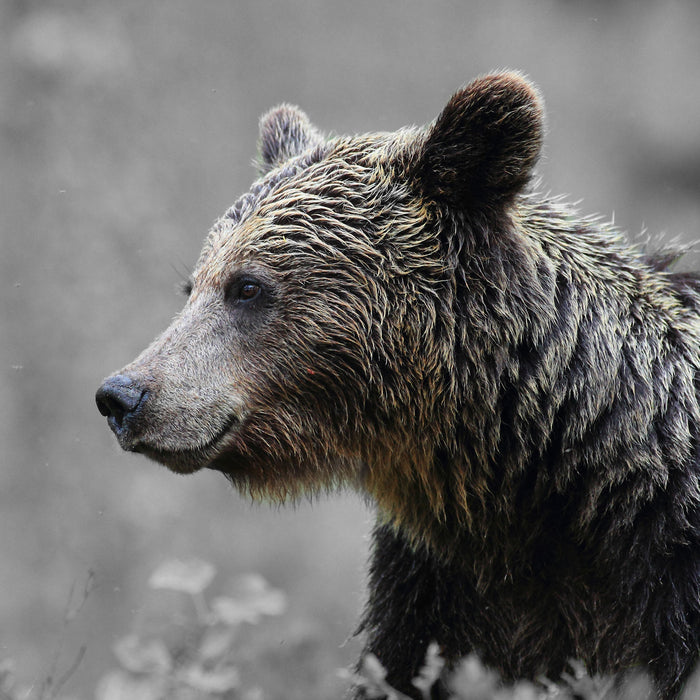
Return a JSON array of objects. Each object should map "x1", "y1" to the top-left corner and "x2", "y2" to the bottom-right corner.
[
  {"x1": 257, "y1": 104, "x2": 324, "y2": 175},
  {"x1": 416, "y1": 72, "x2": 544, "y2": 211}
]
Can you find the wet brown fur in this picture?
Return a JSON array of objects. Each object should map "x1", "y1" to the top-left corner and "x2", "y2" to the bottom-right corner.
[{"x1": 97, "y1": 73, "x2": 700, "y2": 699}]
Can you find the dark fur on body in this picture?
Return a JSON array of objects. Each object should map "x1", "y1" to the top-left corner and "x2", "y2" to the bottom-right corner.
[
  {"x1": 361, "y1": 214, "x2": 700, "y2": 697},
  {"x1": 96, "y1": 73, "x2": 700, "y2": 699}
]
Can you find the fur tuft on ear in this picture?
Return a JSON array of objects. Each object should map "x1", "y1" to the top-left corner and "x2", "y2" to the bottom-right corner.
[
  {"x1": 418, "y1": 72, "x2": 544, "y2": 211},
  {"x1": 257, "y1": 105, "x2": 324, "y2": 175}
]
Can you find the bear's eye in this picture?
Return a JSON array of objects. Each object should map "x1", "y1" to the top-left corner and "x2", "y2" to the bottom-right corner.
[
  {"x1": 238, "y1": 283, "x2": 261, "y2": 301},
  {"x1": 229, "y1": 280, "x2": 262, "y2": 304},
  {"x1": 224, "y1": 274, "x2": 267, "y2": 308}
]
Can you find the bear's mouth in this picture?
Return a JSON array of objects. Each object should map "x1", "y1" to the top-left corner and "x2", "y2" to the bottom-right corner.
[
  {"x1": 199, "y1": 412, "x2": 241, "y2": 452},
  {"x1": 136, "y1": 412, "x2": 241, "y2": 474}
]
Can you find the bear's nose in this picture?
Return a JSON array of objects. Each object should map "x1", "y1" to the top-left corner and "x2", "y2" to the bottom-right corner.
[{"x1": 96, "y1": 374, "x2": 147, "y2": 446}]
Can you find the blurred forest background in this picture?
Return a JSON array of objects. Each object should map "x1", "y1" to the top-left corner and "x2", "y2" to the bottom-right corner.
[{"x1": 1, "y1": 0, "x2": 699, "y2": 697}]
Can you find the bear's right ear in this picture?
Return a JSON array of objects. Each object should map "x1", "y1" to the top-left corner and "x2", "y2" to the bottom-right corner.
[
  {"x1": 257, "y1": 104, "x2": 324, "y2": 175},
  {"x1": 416, "y1": 72, "x2": 544, "y2": 212}
]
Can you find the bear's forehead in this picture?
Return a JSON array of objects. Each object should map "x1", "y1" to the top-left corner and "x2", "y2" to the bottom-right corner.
[
  {"x1": 225, "y1": 128, "x2": 419, "y2": 226},
  {"x1": 197, "y1": 130, "x2": 422, "y2": 269}
]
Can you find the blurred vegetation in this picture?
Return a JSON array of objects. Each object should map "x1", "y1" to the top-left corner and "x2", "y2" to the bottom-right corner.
[
  {"x1": 7, "y1": 559, "x2": 700, "y2": 700},
  {"x1": 1, "y1": 1, "x2": 699, "y2": 698}
]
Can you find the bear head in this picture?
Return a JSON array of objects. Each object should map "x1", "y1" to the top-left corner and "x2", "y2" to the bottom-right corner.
[{"x1": 96, "y1": 72, "x2": 543, "y2": 520}]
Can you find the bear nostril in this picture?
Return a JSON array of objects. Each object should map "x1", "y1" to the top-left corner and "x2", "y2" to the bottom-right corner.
[{"x1": 95, "y1": 374, "x2": 147, "y2": 432}]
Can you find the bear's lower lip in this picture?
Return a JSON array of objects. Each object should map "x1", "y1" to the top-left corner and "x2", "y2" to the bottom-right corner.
[
  {"x1": 137, "y1": 412, "x2": 241, "y2": 473},
  {"x1": 201, "y1": 413, "x2": 241, "y2": 451}
]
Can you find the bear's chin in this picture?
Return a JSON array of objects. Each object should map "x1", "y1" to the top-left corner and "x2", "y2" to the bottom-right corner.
[
  {"x1": 135, "y1": 414, "x2": 242, "y2": 474},
  {"x1": 137, "y1": 446, "x2": 210, "y2": 474}
]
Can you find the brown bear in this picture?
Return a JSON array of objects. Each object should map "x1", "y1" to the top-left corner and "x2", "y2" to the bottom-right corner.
[{"x1": 96, "y1": 72, "x2": 700, "y2": 699}]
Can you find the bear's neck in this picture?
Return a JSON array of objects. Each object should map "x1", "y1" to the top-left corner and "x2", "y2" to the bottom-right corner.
[{"x1": 367, "y1": 198, "x2": 700, "y2": 578}]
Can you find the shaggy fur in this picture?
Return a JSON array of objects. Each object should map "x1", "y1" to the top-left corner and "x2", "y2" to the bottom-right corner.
[{"x1": 96, "y1": 72, "x2": 700, "y2": 699}]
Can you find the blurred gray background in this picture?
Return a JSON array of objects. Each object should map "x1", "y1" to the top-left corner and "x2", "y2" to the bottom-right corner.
[{"x1": 1, "y1": 0, "x2": 699, "y2": 697}]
